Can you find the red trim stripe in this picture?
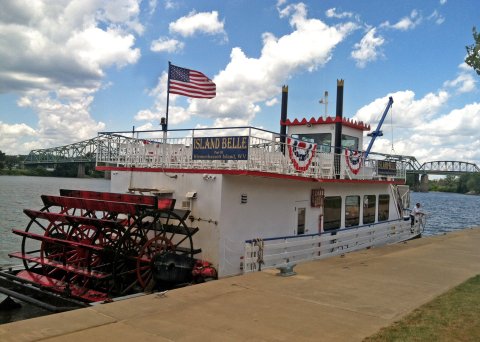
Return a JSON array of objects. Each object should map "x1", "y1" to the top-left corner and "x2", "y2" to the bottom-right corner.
[{"x1": 97, "y1": 166, "x2": 404, "y2": 184}]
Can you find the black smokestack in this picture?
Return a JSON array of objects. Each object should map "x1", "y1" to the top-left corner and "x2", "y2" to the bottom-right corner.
[
  {"x1": 280, "y1": 85, "x2": 288, "y2": 154},
  {"x1": 334, "y1": 79, "x2": 344, "y2": 178}
]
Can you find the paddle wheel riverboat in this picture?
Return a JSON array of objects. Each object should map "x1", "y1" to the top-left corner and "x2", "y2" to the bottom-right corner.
[{"x1": 0, "y1": 80, "x2": 423, "y2": 313}]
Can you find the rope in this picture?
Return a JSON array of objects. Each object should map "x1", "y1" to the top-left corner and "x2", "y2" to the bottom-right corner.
[{"x1": 253, "y1": 238, "x2": 264, "y2": 271}]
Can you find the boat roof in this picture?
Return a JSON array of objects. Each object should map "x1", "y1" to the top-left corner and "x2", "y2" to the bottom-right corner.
[{"x1": 281, "y1": 116, "x2": 370, "y2": 131}]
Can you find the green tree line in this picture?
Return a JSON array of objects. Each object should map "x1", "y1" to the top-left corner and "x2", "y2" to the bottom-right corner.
[{"x1": 410, "y1": 174, "x2": 480, "y2": 194}]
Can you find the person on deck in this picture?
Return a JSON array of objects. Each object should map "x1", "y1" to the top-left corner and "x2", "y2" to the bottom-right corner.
[{"x1": 410, "y1": 202, "x2": 423, "y2": 227}]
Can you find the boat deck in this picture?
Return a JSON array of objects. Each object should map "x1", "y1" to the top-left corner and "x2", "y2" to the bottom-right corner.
[
  {"x1": 95, "y1": 128, "x2": 407, "y2": 181},
  {"x1": 1, "y1": 228, "x2": 479, "y2": 341}
]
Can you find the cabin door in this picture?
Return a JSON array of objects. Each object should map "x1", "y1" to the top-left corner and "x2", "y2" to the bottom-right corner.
[{"x1": 294, "y1": 200, "x2": 308, "y2": 235}]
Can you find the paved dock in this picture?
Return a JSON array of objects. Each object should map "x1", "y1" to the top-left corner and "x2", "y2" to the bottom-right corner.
[{"x1": 1, "y1": 228, "x2": 480, "y2": 342}]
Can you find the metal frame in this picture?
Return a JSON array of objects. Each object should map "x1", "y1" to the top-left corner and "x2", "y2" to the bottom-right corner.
[
  {"x1": 24, "y1": 137, "x2": 98, "y2": 164},
  {"x1": 95, "y1": 128, "x2": 408, "y2": 181},
  {"x1": 22, "y1": 128, "x2": 479, "y2": 176},
  {"x1": 243, "y1": 219, "x2": 421, "y2": 273}
]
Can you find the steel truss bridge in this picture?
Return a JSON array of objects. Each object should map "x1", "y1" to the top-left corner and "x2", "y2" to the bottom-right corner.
[
  {"x1": 24, "y1": 137, "x2": 98, "y2": 165},
  {"x1": 24, "y1": 136, "x2": 480, "y2": 175},
  {"x1": 369, "y1": 153, "x2": 480, "y2": 175}
]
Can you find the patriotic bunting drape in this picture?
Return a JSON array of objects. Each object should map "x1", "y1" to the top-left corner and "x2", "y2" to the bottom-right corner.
[{"x1": 287, "y1": 138, "x2": 317, "y2": 172}]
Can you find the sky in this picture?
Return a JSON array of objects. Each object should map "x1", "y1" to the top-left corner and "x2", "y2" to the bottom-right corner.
[{"x1": 0, "y1": 0, "x2": 479, "y2": 166}]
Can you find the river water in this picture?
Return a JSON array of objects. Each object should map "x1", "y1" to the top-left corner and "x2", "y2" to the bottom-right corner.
[
  {"x1": 0, "y1": 176, "x2": 110, "y2": 266},
  {"x1": 411, "y1": 191, "x2": 480, "y2": 235}
]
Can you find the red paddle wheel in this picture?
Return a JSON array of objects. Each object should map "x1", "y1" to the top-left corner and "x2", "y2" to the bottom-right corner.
[{"x1": 5, "y1": 189, "x2": 211, "y2": 306}]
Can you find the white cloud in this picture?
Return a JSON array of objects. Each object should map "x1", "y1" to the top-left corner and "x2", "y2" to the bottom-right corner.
[
  {"x1": 17, "y1": 89, "x2": 106, "y2": 149},
  {"x1": 100, "y1": 0, "x2": 144, "y2": 34},
  {"x1": 164, "y1": 0, "x2": 176, "y2": 10},
  {"x1": 418, "y1": 103, "x2": 480, "y2": 137},
  {"x1": 440, "y1": 0, "x2": 447, "y2": 5},
  {"x1": 407, "y1": 103, "x2": 480, "y2": 162},
  {"x1": 0, "y1": 121, "x2": 37, "y2": 154},
  {"x1": 136, "y1": 122, "x2": 156, "y2": 131},
  {"x1": 443, "y1": 63, "x2": 477, "y2": 93},
  {"x1": 351, "y1": 28, "x2": 385, "y2": 68},
  {"x1": 354, "y1": 90, "x2": 449, "y2": 130},
  {"x1": 134, "y1": 73, "x2": 193, "y2": 126},
  {"x1": 135, "y1": 109, "x2": 158, "y2": 121},
  {"x1": 67, "y1": 27, "x2": 140, "y2": 71},
  {"x1": 0, "y1": 1, "x2": 142, "y2": 92},
  {"x1": 169, "y1": 11, "x2": 226, "y2": 38},
  {"x1": 353, "y1": 88, "x2": 480, "y2": 163},
  {"x1": 0, "y1": 0, "x2": 141, "y2": 153},
  {"x1": 325, "y1": 8, "x2": 353, "y2": 19},
  {"x1": 381, "y1": 10, "x2": 422, "y2": 31},
  {"x1": 427, "y1": 10, "x2": 445, "y2": 25},
  {"x1": 212, "y1": 117, "x2": 251, "y2": 128},
  {"x1": 265, "y1": 98, "x2": 278, "y2": 106},
  {"x1": 137, "y1": 3, "x2": 358, "y2": 129},
  {"x1": 148, "y1": 0, "x2": 158, "y2": 14},
  {"x1": 150, "y1": 37, "x2": 185, "y2": 53}
]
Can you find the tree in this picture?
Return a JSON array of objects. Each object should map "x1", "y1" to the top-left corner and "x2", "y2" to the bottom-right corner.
[
  {"x1": 0, "y1": 150, "x2": 5, "y2": 169},
  {"x1": 465, "y1": 26, "x2": 480, "y2": 75},
  {"x1": 466, "y1": 173, "x2": 480, "y2": 193}
]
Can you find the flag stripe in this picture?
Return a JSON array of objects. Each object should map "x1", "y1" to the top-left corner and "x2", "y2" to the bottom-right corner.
[
  {"x1": 169, "y1": 86, "x2": 216, "y2": 98},
  {"x1": 168, "y1": 64, "x2": 216, "y2": 99},
  {"x1": 170, "y1": 81, "x2": 216, "y2": 90},
  {"x1": 170, "y1": 86, "x2": 216, "y2": 95},
  {"x1": 170, "y1": 83, "x2": 215, "y2": 94}
]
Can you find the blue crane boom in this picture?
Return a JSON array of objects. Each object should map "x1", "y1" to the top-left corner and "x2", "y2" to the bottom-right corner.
[{"x1": 364, "y1": 96, "x2": 394, "y2": 159}]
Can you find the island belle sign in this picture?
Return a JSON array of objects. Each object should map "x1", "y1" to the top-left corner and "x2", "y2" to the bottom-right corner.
[{"x1": 192, "y1": 136, "x2": 249, "y2": 160}]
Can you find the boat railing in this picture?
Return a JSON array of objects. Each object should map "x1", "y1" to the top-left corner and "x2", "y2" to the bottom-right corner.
[
  {"x1": 96, "y1": 128, "x2": 406, "y2": 181},
  {"x1": 243, "y1": 218, "x2": 420, "y2": 273}
]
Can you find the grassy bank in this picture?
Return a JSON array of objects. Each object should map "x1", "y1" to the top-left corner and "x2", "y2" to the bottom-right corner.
[{"x1": 364, "y1": 274, "x2": 480, "y2": 341}]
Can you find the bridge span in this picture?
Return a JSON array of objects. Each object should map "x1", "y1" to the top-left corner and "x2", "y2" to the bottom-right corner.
[
  {"x1": 416, "y1": 160, "x2": 480, "y2": 175},
  {"x1": 23, "y1": 137, "x2": 98, "y2": 177},
  {"x1": 23, "y1": 136, "x2": 480, "y2": 179},
  {"x1": 374, "y1": 153, "x2": 480, "y2": 175}
]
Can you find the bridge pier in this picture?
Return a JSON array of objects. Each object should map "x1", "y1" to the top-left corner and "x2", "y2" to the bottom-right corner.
[
  {"x1": 77, "y1": 163, "x2": 86, "y2": 178},
  {"x1": 420, "y1": 174, "x2": 429, "y2": 192},
  {"x1": 412, "y1": 174, "x2": 420, "y2": 192}
]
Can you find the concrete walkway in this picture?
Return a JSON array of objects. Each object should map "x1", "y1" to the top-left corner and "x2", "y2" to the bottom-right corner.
[{"x1": 1, "y1": 228, "x2": 480, "y2": 342}]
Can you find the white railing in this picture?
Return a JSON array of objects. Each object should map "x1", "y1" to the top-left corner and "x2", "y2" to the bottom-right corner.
[
  {"x1": 96, "y1": 128, "x2": 406, "y2": 181},
  {"x1": 243, "y1": 219, "x2": 419, "y2": 273}
]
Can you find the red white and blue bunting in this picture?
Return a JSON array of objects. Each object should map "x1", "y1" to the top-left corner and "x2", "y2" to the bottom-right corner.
[
  {"x1": 345, "y1": 148, "x2": 364, "y2": 175},
  {"x1": 287, "y1": 138, "x2": 317, "y2": 172}
]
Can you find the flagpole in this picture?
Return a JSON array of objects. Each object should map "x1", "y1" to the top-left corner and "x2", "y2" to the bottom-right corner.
[
  {"x1": 163, "y1": 61, "x2": 172, "y2": 161},
  {"x1": 164, "y1": 61, "x2": 171, "y2": 133}
]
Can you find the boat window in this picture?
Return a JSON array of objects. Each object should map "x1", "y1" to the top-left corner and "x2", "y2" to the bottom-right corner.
[
  {"x1": 324, "y1": 196, "x2": 341, "y2": 230},
  {"x1": 363, "y1": 195, "x2": 376, "y2": 224},
  {"x1": 291, "y1": 133, "x2": 332, "y2": 152},
  {"x1": 345, "y1": 195, "x2": 360, "y2": 227},
  {"x1": 341, "y1": 134, "x2": 359, "y2": 150},
  {"x1": 378, "y1": 194, "x2": 390, "y2": 222},
  {"x1": 297, "y1": 207, "x2": 306, "y2": 235}
]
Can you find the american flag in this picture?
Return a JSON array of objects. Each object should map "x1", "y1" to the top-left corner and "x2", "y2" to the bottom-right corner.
[{"x1": 168, "y1": 64, "x2": 216, "y2": 99}]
